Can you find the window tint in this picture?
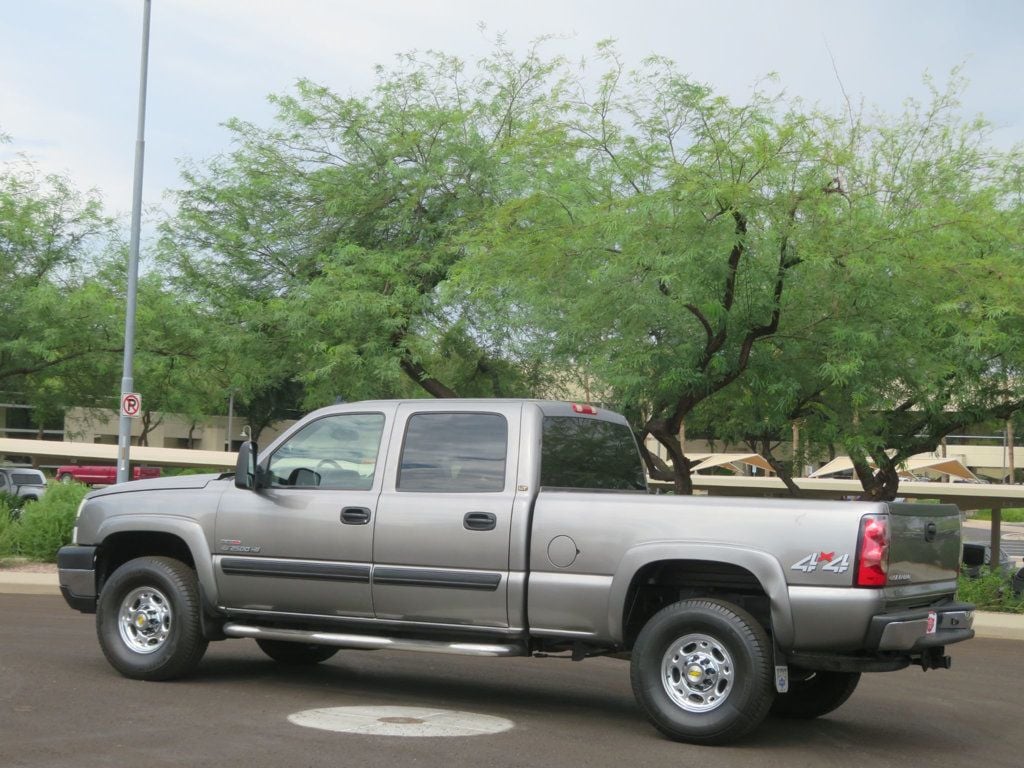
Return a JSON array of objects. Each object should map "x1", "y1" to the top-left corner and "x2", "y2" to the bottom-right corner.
[
  {"x1": 12, "y1": 472, "x2": 44, "y2": 485},
  {"x1": 398, "y1": 413, "x2": 508, "y2": 493},
  {"x1": 268, "y1": 413, "x2": 385, "y2": 490},
  {"x1": 541, "y1": 416, "x2": 646, "y2": 491}
]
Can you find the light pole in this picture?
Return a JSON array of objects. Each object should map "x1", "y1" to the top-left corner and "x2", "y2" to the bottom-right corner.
[{"x1": 116, "y1": 0, "x2": 152, "y2": 483}]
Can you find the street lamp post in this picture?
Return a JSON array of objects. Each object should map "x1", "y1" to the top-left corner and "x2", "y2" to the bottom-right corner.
[{"x1": 116, "y1": 0, "x2": 152, "y2": 484}]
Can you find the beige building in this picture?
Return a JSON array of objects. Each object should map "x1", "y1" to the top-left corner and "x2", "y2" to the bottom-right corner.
[{"x1": 62, "y1": 408, "x2": 296, "y2": 452}]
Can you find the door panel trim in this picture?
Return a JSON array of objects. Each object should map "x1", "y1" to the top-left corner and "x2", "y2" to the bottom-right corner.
[
  {"x1": 372, "y1": 566, "x2": 502, "y2": 591},
  {"x1": 219, "y1": 556, "x2": 371, "y2": 583}
]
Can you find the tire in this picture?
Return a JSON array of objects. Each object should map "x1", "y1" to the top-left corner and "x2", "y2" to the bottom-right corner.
[
  {"x1": 96, "y1": 556, "x2": 209, "y2": 681},
  {"x1": 630, "y1": 599, "x2": 773, "y2": 745},
  {"x1": 58, "y1": 474, "x2": 74, "y2": 484},
  {"x1": 256, "y1": 639, "x2": 339, "y2": 665},
  {"x1": 770, "y1": 670, "x2": 860, "y2": 719}
]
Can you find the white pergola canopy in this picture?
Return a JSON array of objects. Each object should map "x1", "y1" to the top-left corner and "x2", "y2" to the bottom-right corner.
[
  {"x1": 688, "y1": 453, "x2": 776, "y2": 475},
  {"x1": 810, "y1": 455, "x2": 978, "y2": 482}
]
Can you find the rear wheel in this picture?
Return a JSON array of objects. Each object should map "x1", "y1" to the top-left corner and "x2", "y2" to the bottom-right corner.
[
  {"x1": 630, "y1": 598, "x2": 773, "y2": 745},
  {"x1": 770, "y1": 670, "x2": 860, "y2": 719},
  {"x1": 256, "y1": 639, "x2": 339, "y2": 665},
  {"x1": 96, "y1": 556, "x2": 208, "y2": 680}
]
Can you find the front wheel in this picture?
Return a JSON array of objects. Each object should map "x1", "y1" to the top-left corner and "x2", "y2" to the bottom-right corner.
[
  {"x1": 630, "y1": 599, "x2": 773, "y2": 745},
  {"x1": 770, "y1": 670, "x2": 860, "y2": 719},
  {"x1": 256, "y1": 639, "x2": 339, "y2": 665},
  {"x1": 96, "y1": 556, "x2": 208, "y2": 680}
]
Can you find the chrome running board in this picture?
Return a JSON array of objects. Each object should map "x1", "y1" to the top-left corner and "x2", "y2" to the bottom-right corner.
[{"x1": 223, "y1": 623, "x2": 527, "y2": 657}]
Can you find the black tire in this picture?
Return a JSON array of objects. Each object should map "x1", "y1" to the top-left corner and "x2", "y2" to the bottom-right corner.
[
  {"x1": 58, "y1": 473, "x2": 74, "y2": 483},
  {"x1": 770, "y1": 670, "x2": 860, "y2": 719},
  {"x1": 96, "y1": 556, "x2": 208, "y2": 681},
  {"x1": 630, "y1": 599, "x2": 773, "y2": 745},
  {"x1": 256, "y1": 639, "x2": 339, "y2": 665}
]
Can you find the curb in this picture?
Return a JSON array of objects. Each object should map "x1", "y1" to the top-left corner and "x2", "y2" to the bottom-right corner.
[
  {"x1": 0, "y1": 572, "x2": 61, "y2": 596},
  {"x1": 2, "y1": 572, "x2": 1024, "y2": 641}
]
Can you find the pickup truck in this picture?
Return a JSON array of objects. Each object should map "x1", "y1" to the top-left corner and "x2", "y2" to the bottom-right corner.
[
  {"x1": 56, "y1": 399, "x2": 974, "y2": 745},
  {"x1": 57, "y1": 465, "x2": 161, "y2": 485},
  {"x1": 0, "y1": 466, "x2": 47, "y2": 507}
]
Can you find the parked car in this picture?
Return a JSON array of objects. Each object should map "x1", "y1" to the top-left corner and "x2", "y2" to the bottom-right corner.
[
  {"x1": 58, "y1": 399, "x2": 973, "y2": 745},
  {"x1": 0, "y1": 466, "x2": 47, "y2": 506},
  {"x1": 961, "y1": 542, "x2": 1013, "y2": 577},
  {"x1": 56, "y1": 465, "x2": 161, "y2": 486}
]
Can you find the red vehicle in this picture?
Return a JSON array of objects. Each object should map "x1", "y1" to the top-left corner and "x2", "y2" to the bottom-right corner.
[{"x1": 56, "y1": 465, "x2": 161, "y2": 485}]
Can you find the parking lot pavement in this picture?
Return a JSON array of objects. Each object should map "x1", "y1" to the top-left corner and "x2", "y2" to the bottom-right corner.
[{"x1": 2, "y1": 594, "x2": 1024, "y2": 768}]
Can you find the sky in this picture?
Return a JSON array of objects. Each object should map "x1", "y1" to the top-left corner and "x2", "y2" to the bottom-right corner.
[{"x1": 2, "y1": 0, "x2": 1022, "y2": 228}]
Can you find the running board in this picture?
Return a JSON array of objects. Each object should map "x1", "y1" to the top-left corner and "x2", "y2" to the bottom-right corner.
[{"x1": 222, "y1": 623, "x2": 527, "y2": 657}]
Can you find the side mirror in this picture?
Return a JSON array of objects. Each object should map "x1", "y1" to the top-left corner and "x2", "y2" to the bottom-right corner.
[{"x1": 235, "y1": 440, "x2": 260, "y2": 490}]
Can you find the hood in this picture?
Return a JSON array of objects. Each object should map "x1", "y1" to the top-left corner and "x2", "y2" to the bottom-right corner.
[{"x1": 85, "y1": 472, "x2": 226, "y2": 498}]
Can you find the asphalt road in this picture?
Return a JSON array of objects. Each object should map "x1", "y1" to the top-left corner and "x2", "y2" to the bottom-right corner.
[{"x1": 2, "y1": 595, "x2": 1021, "y2": 768}]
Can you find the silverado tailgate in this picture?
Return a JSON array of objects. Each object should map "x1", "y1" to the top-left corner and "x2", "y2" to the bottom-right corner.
[{"x1": 884, "y1": 502, "x2": 962, "y2": 586}]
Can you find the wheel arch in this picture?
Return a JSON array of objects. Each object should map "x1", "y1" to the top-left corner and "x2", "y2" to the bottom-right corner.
[
  {"x1": 96, "y1": 517, "x2": 217, "y2": 611},
  {"x1": 609, "y1": 543, "x2": 794, "y2": 649}
]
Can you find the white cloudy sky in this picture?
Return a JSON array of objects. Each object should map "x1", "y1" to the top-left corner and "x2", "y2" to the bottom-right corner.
[{"x1": 2, "y1": 0, "x2": 1022, "y2": 225}]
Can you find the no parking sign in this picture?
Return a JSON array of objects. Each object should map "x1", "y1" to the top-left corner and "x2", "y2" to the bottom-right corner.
[{"x1": 121, "y1": 392, "x2": 142, "y2": 418}]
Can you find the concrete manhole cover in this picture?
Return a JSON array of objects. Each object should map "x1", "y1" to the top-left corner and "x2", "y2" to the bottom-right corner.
[{"x1": 288, "y1": 706, "x2": 514, "y2": 737}]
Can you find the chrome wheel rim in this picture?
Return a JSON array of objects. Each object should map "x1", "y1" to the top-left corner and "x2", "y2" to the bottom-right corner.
[
  {"x1": 661, "y1": 633, "x2": 734, "y2": 713},
  {"x1": 118, "y1": 586, "x2": 172, "y2": 654}
]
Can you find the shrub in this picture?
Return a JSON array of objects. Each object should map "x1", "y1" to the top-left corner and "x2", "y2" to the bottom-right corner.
[
  {"x1": 13, "y1": 482, "x2": 89, "y2": 561},
  {"x1": 958, "y1": 568, "x2": 1024, "y2": 613},
  {"x1": 0, "y1": 495, "x2": 18, "y2": 555}
]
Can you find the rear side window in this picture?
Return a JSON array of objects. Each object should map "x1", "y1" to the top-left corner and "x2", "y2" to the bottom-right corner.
[
  {"x1": 398, "y1": 413, "x2": 508, "y2": 493},
  {"x1": 12, "y1": 472, "x2": 44, "y2": 485},
  {"x1": 541, "y1": 416, "x2": 646, "y2": 491}
]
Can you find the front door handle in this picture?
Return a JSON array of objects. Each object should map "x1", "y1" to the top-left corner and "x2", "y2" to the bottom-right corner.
[
  {"x1": 341, "y1": 506, "x2": 371, "y2": 525},
  {"x1": 463, "y1": 511, "x2": 497, "y2": 531}
]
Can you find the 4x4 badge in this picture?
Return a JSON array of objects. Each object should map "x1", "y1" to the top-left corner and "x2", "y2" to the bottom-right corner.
[{"x1": 791, "y1": 551, "x2": 850, "y2": 574}]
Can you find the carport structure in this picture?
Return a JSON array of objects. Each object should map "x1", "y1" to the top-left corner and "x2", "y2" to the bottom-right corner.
[
  {"x1": 809, "y1": 455, "x2": 979, "y2": 482},
  {"x1": 688, "y1": 452, "x2": 775, "y2": 475}
]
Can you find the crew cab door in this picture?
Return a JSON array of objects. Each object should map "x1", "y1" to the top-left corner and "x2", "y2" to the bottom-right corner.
[
  {"x1": 371, "y1": 403, "x2": 520, "y2": 628},
  {"x1": 214, "y1": 409, "x2": 391, "y2": 618}
]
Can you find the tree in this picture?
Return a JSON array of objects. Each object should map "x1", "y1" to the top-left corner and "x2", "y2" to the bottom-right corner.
[
  {"x1": 161, "y1": 43, "x2": 569, "y2": 409},
  {"x1": 0, "y1": 152, "x2": 121, "y2": 419},
  {"x1": 459, "y1": 48, "x2": 847, "y2": 493},
  {"x1": 685, "y1": 74, "x2": 1024, "y2": 500}
]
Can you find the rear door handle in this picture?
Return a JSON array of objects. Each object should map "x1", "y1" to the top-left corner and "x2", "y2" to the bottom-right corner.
[
  {"x1": 341, "y1": 507, "x2": 371, "y2": 525},
  {"x1": 463, "y1": 512, "x2": 497, "y2": 531}
]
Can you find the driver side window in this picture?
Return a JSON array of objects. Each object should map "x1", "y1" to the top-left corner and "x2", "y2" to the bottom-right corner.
[{"x1": 267, "y1": 413, "x2": 385, "y2": 490}]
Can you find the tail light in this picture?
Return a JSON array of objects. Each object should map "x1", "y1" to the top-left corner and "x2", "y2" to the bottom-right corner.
[
  {"x1": 854, "y1": 513, "x2": 890, "y2": 587},
  {"x1": 571, "y1": 403, "x2": 598, "y2": 415}
]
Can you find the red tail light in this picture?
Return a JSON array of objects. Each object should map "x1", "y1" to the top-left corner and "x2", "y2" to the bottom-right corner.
[
  {"x1": 571, "y1": 403, "x2": 598, "y2": 415},
  {"x1": 855, "y1": 514, "x2": 890, "y2": 587}
]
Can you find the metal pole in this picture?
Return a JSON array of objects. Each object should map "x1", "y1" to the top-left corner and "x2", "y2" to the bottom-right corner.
[
  {"x1": 1007, "y1": 420, "x2": 1016, "y2": 484},
  {"x1": 225, "y1": 392, "x2": 234, "y2": 452},
  {"x1": 116, "y1": 0, "x2": 152, "y2": 484}
]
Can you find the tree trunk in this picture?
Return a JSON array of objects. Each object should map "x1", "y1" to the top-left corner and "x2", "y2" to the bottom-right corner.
[
  {"x1": 762, "y1": 440, "x2": 801, "y2": 496},
  {"x1": 138, "y1": 411, "x2": 163, "y2": 448},
  {"x1": 400, "y1": 356, "x2": 458, "y2": 398},
  {"x1": 648, "y1": 423, "x2": 694, "y2": 494},
  {"x1": 851, "y1": 450, "x2": 901, "y2": 501}
]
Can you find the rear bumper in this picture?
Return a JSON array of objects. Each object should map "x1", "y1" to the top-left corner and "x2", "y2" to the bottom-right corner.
[
  {"x1": 57, "y1": 545, "x2": 97, "y2": 614},
  {"x1": 865, "y1": 602, "x2": 975, "y2": 651}
]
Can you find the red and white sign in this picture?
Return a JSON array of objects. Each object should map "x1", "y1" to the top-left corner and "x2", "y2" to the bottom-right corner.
[{"x1": 121, "y1": 392, "x2": 142, "y2": 418}]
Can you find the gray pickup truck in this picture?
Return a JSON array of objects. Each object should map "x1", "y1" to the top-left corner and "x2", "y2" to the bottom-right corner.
[
  {"x1": 0, "y1": 466, "x2": 47, "y2": 510},
  {"x1": 57, "y1": 399, "x2": 974, "y2": 744}
]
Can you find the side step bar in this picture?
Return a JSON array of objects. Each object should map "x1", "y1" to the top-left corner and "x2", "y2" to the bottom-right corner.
[{"x1": 223, "y1": 623, "x2": 528, "y2": 657}]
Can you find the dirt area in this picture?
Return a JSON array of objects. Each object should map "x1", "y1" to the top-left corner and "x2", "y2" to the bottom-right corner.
[{"x1": 0, "y1": 559, "x2": 58, "y2": 574}]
